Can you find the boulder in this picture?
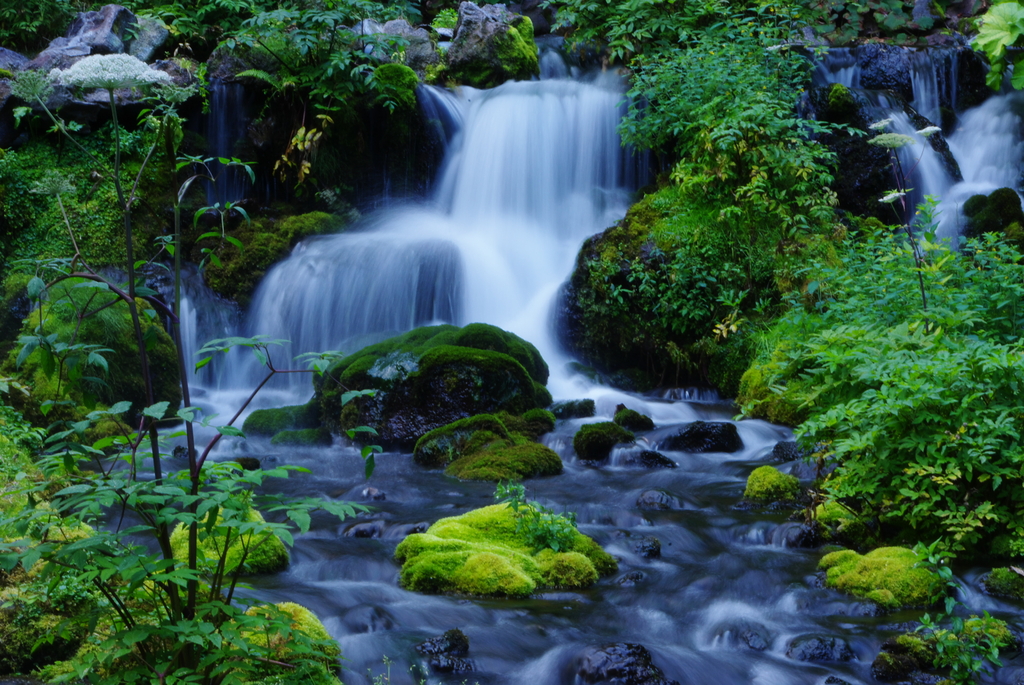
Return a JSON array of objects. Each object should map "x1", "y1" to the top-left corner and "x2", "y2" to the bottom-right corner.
[
  {"x1": 744, "y1": 465, "x2": 800, "y2": 503},
  {"x1": 128, "y1": 16, "x2": 170, "y2": 62},
  {"x1": 573, "y1": 422, "x2": 635, "y2": 462},
  {"x1": 636, "y1": 490, "x2": 681, "y2": 511},
  {"x1": 0, "y1": 48, "x2": 27, "y2": 72},
  {"x1": 613, "y1": 404, "x2": 655, "y2": 431},
  {"x1": 770, "y1": 441, "x2": 803, "y2": 462},
  {"x1": 26, "y1": 5, "x2": 138, "y2": 71},
  {"x1": 416, "y1": 628, "x2": 473, "y2": 673},
  {"x1": 633, "y1": 536, "x2": 661, "y2": 559},
  {"x1": 576, "y1": 643, "x2": 680, "y2": 685},
  {"x1": 622, "y1": 450, "x2": 676, "y2": 469},
  {"x1": 382, "y1": 19, "x2": 440, "y2": 76},
  {"x1": 662, "y1": 421, "x2": 742, "y2": 453},
  {"x1": 551, "y1": 398, "x2": 595, "y2": 419},
  {"x1": 963, "y1": 187, "x2": 1024, "y2": 241},
  {"x1": 786, "y1": 636, "x2": 856, "y2": 662},
  {"x1": 445, "y1": 2, "x2": 539, "y2": 88},
  {"x1": 818, "y1": 547, "x2": 943, "y2": 610},
  {"x1": 858, "y1": 44, "x2": 913, "y2": 102}
]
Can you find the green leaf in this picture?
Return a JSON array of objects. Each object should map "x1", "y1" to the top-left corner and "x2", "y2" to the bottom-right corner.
[
  {"x1": 143, "y1": 402, "x2": 171, "y2": 420},
  {"x1": 216, "y1": 425, "x2": 245, "y2": 437},
  {"x1": 26, "y1": 276, "x2": 46, "y2": 299}
]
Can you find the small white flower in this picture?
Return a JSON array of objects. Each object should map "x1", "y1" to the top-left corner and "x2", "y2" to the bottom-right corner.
[
  {"x1": 49, "y1": 54, "x2": 171, "y2": 90},
  {"x1": 880, "y1": 191, "x2": 906, "y2": 203},
  {"x1": 869, "y1": 118, "x2": 893, "y2": 131},
  {"x1": 916, "y1": 125, "x2": 941, "y2": 138}
]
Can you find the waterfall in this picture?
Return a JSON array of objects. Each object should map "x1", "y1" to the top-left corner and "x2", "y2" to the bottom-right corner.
[
  {"x1": 215, "y1": 74, "x2": 644, "y2": 394},
  {"x1": 203, "y1": 80, "x2": 254, "y2": 206}
]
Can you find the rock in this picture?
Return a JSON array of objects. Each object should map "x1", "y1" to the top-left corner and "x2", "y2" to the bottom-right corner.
[
  {"x1": 633, "y1": 536, "x2": 661, "y2": 559},
  {"x1": 345, "y1": 521, "x2": 386, "y2": 538},
  {"x1": 508, "y1": 0, "x2": 554, "y2": 35},
  {"x1": 27, "y1": 5, "x2": 138, "y2": 71},
  {"x1": 551, "y1": 398, "x2": 595, "y2": 419},
  {"x1": 858, "y1": 44, "x2": 913, "y2": 102},
  {"x1": 662, "y1": 421, "x2": 742, "y2": 453},
  {"x1": 636, "y1": 490, "x2": 680, "y2": 511},
  {"x1": 613, "y1": 404, "x2": 655, "y2": 431},
  {"x1": 983, "y1": 567, "x2": 1024, "y2": 600},
  {"x1": 128, "y1": 16, "x2": 169, "y2": 62},
  {"x1": 445, "y1": 2, "x2": 539, "y2": 88},
  {"x1": 770, "y1": 441, "x2": 803, "y2": 462},
  {"x1": 382, "y1": 19, "x2": 440, "y2": 76},
  {"x1": 871, "y1": 634, "x2": 932, "y2": 682},
  {"x1": 617, "y1": 571, "x2": 645, "y2": 586},
  {"x1": 574, "y1": 422, "x2": 635, "y2": 462},
  {"x1": 744, "y1": 465, "x2": 800, "y2": 503},
  {"x1": 417, "y1": 627, "x2": 474, "y2": 670},
  {"x1": 771, "y1": 522, "x2": 820, "y2": 548},
  {"x1": 786, "y1": 636, "x2": 856, "y2": 662},
  {"x1": 152, "y1": 58, "x2": 200, "y2": 88},
  {"x1": 963, "y1": 188, "x2": 1024, "y2": 241},
  {"x1": 362, "y1": 486, "x2": 386, "y2": 501},
  {"x1": 576, "y1": 643, "x2": 680, "y2": 685},
  {"x1": 622, "y1": 450, "x2": 676, "y2": 469},
  {"x1": 0, "y1": 48, "x2": 27, "y2": 72},
  {"x1": 741, "y1": 630, "x2": 768, "y2": 651},
  {"x1": 824, "y1": 678, "x2": 854, "y2": 685},
  {"x1": 233, "y1": 457, "x2": 261, "y2": 471},
  {"x1": 818, "y1": 547, "x2": 943, "y2": 610}
]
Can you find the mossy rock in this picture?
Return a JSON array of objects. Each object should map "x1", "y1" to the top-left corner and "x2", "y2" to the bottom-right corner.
[
  {"x1": 984, "y1": 567, "x2": 1024, "y2": 599},
  {"x1": 818, "y1": 547, "x2": 943, "y2": 610},
  {"x1": 737, "y1": 365, "x2": 809, "y2": 426},
  {"x1": 613, "y1": 405, "x2": 654, "y2": 431},
  {"x1": 394, "y1": 503, "x2": 616, "y2": 597},
  {"x1": 813, "y1": 500, "x2": 876, "y2": 549},
  {"x1": 170, "y1": 507, "x2": 289, "y2": 574},
  {"x1": 573, "y1": 422, "x2": 635, "y2": 462},
  {"x1": 445, "y1": 5, "x2": 539, "y2": 88},
  {"x1": 243, "y1": 400, "x2": 320, "y2": 437},
  {"x1": 201, "y1": 212, "x2": 347, "y2": 305},
  {"x1": 270, "y1": 427, "x2": 332, "y2": 446},
  {"x1": 414, "y1": 413, "x2": 512, "y2": 467},
  {"x1": 373, "y1": 63, "x2": 420, "y2": 112},
  {"x1": 744, "y1": 465, "x2": 800, "y2": 502},
  {"x1": 244, "y1": 601, "x2": 340, "y2": 661},
  {"x1": 446, "y1": 442, "x2": 562, "y2": 481},
  {"x1": 962, "y1": 188, "x2": 1024, "y2": 242},
  {"x1": 317, "y1": 323, "x2": 549, "y2": 447},
  {"x1": 550, "y1": 399, "x2": 595, "y2": 419},
  {"x1": 2, "y1": 279, "x2": 180, "y2": 429}
]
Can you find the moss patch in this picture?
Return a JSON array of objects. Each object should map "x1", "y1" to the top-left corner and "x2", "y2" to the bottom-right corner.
[
  {"x1": 394, "y1": 503, "x2": 616, "y2": 597},
  {"x1": 984, "y1": 567, "x2": 1024, "y2": 599},
  {"x1": 613, "y1": 405, "x2": 654, "y2": 431},
  {"x1": 243, "y1": 400, "x2": 320, "y2": 437},
  {"x1": 170, "y1": 507, "x2": 289, "y2": 574},
  {"x1": 744, "y1": 465, "x2": 800, "y2": 502},
  {"x1": 374, "y1": 63, "x2": 420, "y2": 112},
  {"x1": 573, "y1": 422, "x2": 635, "y2": 462},
  {"x1": 446, "y1": 442, "x2": 562, "y2": 481},
  {"x1": 819, "y1": 547, "x2": 943, "y2": 610},
  {"x1": 551, "y1": 399, "x2": 595, "y2": 419},
  {"x1": 270, "y1": 427, "x2": 331, "y2": 446},
  {"x1": 414, "y1": 414, "x2": 512, "y2": 467}
]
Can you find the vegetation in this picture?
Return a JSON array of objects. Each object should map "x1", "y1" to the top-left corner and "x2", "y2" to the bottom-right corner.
[
  {"x1": 572, "y1": 422, "x2": 634, "y2": 462},
  {"x1": 743, "y1": 465, "x2": 799, "y2": 503},
  {"x1": 819, "y1": 546, "x2": 944, "y2": 610}
]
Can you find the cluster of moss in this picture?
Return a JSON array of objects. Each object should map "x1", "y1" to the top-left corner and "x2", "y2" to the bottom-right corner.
[
  {"x1": 202, "y1": 212, "x2": 347, "y2": 305},
  {"x1": 551, "y1": 398, "x2": 595, "y2": 419},
  {"x1": 170, "y1": 506, "x2": 289, "y2": 574},
  {"x1": 573, "y1": 422, "x2": 635, "y2": 462},
  {"x1": 243, "y1": 400, "x2": 320, "y2": 437},
  {"x1": 394, "y1": 503, "x2": 616, "y2": 597},
  {"x1": 743, "y1": 465, "x2": 800, "y2": 502},
  {"x1": 373, "y1": 63, "x2": 420, "y2": 112},
  {"x1": 413, "y1": 410, "x2": 560, "y2": 481},
  {"x1": 984, "y1": 567, "x2": 1024, "y2": 599},
  {"x1": 813, "y1": 500, "x2": 876, "y2": 549},
  {"x1": 243, "y1": 602, "x2": 340, "y2": 675},
  {"x1": 613, "y1": 405, "x2": 654, "y2": 431},
  {"x1": 819, "y1": 547, "x2": 943, "y2": 610},
  {"x1": 317, "y1": 323, "x2": 549, "y2": 447}
]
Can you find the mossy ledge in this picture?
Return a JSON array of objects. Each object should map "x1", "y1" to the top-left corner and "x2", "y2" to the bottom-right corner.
[
  {"x1": 394, "y1": 503, "x2": 616, "y2": 597},
  {"x1": 818, "y1": 547, "x2": 943, "y2": 610}
]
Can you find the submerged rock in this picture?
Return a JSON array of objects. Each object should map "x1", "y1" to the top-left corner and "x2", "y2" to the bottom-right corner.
[
  {"x1": 633, "y1": 536, "x2": 661, "y2": 559},
  {"x1": 786, "y1": 636, "x2": 856, "y2": 662},
  {"x1": 622, "y1": 450, "x2": 676, "y2": 469},
  {"x1": 636, "y1": 490, "x2": 681, "y2": 511},
  {"x1": 576, "y1": 643, "x2": 680, "y2": 685},
  {"x1": 662, "y1": 421, "x2": 742, "y2": 453},
  {"x1": 445, "y1": 2, "x2": 539, "y2": 88}
]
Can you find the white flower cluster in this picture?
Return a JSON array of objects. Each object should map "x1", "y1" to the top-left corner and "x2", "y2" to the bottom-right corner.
[
  {"x1": 49, "y1": 54, "x2": 171, "y2": 90},
  {"x1": 916, "y1": 125, "x2": 941, "y2": 138}
]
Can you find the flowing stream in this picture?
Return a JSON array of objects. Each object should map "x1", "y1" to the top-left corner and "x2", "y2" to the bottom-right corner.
[{"x1": 175, "y1": 56, "x2": 1024, "y2": 684}]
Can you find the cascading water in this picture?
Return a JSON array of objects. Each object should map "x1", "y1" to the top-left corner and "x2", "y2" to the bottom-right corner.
[{"x1": 202, "y1": 79, "x2": 255, "y2": 206}]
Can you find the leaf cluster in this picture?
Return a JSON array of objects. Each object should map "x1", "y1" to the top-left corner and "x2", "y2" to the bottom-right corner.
[
  {"x1": 495, "y1": 481, "x2": 578, "y2": 553},
  {"x1": 972, "y1": 0, "x2": 1024, "y2": 91}
]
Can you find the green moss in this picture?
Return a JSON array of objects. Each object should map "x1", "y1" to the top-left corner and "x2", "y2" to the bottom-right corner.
[
  {"x1": 394, "y1": 503, "x2": 615, "y2": 597},
  {"x1": 573, "y1": 422, "x2": 634, "y2": 461},
  {"x1": 985, "y1": 567, "x2": 1024, "y2": 599},
  {"x1": 963, "y1": 188, "x2": 1024, "y2": 240},
  {"x1": 203, "y1": 212, "x2": 346, "y2": 305},
  {"x1": 551, "y1": 399, "x2": 595, "y2": 419},
  {"x1": 270, "y1": 427, "x2": 331, "y2": 446},
  {"x1": 243, "y1": 400, "x2": 320, "y2": 437},
  {"x1": 613, "y1": 406, "x2": 654, "y2": 431},
  {"x1": 170, "y1": 507, "x2": 289, "y2": 574},
  {"x1": 819, "y1": 546, "x2": 943, "y2": 609},
  {"x1": 737, "y1": 364, "x2": 808, "y2": 426},
  {"x1": 414, "y1": 414, "x2": 512, "y2": 467},
  {"x1": 373, "y1": 63, "x2": 420, "y2": 112},
  {"x1": 0, "y1": 69, "x2": 12, "y2": 80},
  {"x1": 534, "y1": 381, "x2": 553, "y2": 408},
  {"x1": 245, "y1": 601, "x2": 340, "y2": 661},
  {"x1": 824, "y1": 83, "x2": 858, "y2": 122},
  {"x1": 446, "y1": 14, "x2": 539, "y2": 88},
  {"x1": 519, "y1": 408, "x2": 556, "y2": 437},
  {"x1": 744, "y1": 465, "x2": 800, "y2": 502},
  {"x1": 446, "y1": 442, "x2": 562, "y2": 481}
]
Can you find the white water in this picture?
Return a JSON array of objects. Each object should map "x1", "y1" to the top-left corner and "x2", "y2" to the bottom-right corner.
[{"x1": 188, "y1": 74, "x2": 642, "y2": 402}]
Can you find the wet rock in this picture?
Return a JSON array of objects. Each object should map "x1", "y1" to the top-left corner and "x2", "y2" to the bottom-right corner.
[
  {"x1": 617, "y1": 571, "x2": 645, "y2": 587},
  {"x1": 362, "y1": 486, "x2": 386, "y2": 501},
  {"x1": 508, "y1": 0, "x2": 554, "y2": 35},
  {"x1": 636, "y1": 490, "x2": 680, "y2": 511},
  {"x1": 963, "y1": 187, "x2": 1024, "y2": 242},
  {"x1": 622, "y1": 450, "x2": 676, "y2": 469},
  {"x1": 233, "y1": 456, "x2": 261, "y2": 470},
  {"x1": 345, "y1": 521, "x2": 386, "y2": 538},
  {"x1": 27, "y1": 5, "x2": 138, "y2": 71},
  {"x1": 416, "y1": 628, "x2": 473, "y2": 673},
  {"x1": 786, "y1": 636, "x2": 856, "y2": 662},
  {"x1": 382, "y1": 19, "x2": 439, "y2": 76},
  {"x1": 770, "y1": 441, "x2": 803, "y2": 462},
  {"x1": 662, "y1": 421, "x2": 742, "y2": 453},
  {"x1": 574, "y1": 422, "x2": 634, "y2": 462},
  {"x1": 0, "y1": 48, "x2": 27, "y2": 72},
  {"x1": 128, "y1": 16, "x2": 169, "y2": 62},
  {"x1": 576, "y1": 643, "x2": 679, "y2": 685},
  {"x1": 633, "y1": 536, "x2": 661, "y2": 559},
  {"x1": 823, "y1": 678, "x2": 854, "y2": 685},
  {"x1": 771, "y1": 522, "x2": 821, "y2": 549},
  {"x1": 446, "y1": 2, "x2": 539, "y2": 88},
  {"x1": 858, "y1": 44, "x2": 913, "y2": 102},
  {"x1": 614, "y1": 404, "x2": 655, "y2": 431},
  {"x1": 741, "y1": 630, "x2": 768, "y2": 651},
  {"x1": 551, "y1": 398, "x2": 595, "y2": 419}
]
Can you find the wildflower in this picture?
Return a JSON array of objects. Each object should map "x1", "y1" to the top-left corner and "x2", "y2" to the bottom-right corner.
[
  {"x1": 869, "y1": 133, "x2": 915, "y2": 149},
  {"x1": 49, "y1": 54, "x2": 171, "y2": 90},
  {"x1": 10, "y1": 69, "x2": 53, "y2": 103},
  {"x1": 869, "y1": 118, "x2": 893, "y2": 131},
  {"x1": 30, "y1": 172, "x2": 76, "y2": 197},
  {"x1": 916, "y1": 125, "x2": 941, "y2": 138},
  {"x1": 880, "y1": 191, "x2": 906, "y2": 204}
]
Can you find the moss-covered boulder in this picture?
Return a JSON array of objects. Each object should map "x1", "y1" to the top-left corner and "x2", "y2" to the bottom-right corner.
[
  {"x1": 270, "y1": 427, "x2": 332, "y2": 446},
  {"x1": 551, "y1": 398, "x2": 595, "y2": 419},
  {"x1": 316, "y1": 323, "x2": 549, "y2": 447},
  {"x1": 983, "y1": 567, "x2": 1024, "y2": 599},
  {"x1": 818, "y1": 547, "x2": 943, "y2": 610},
  {"x1": 744, "y1": 465, "x2": 800, "y2": 502},
  {"x1": 170, "y1": 507, "x2": 289, "y2": 574},
  {"x1": 243, "y1": 400, "x2": 320, "y2": 437},
  {"x1": 373, "y1": 63, "x2": 419, "y2": 112},
  {"x1": 245, "y1": 601, "x2": 340, "y2": 662},
  {"x1": 201, "y1": 212, "x2": 347, "y2": 306},
  {"x1": 445, "y1": 2, "x2": 539, "y2": 88},
  {"x1": 394, "y1": 503, "x2": 616, "y2": 597},
  {"x1": 2, "y1": 279, "x2": 180, "y2": 428},
  {"x1": 447, "y1": 442, "x2": 562, "y2": 481},
  {"x1": 813, "y1": 500, "x2": 876, "y2": 549},
  {"x1": 613, "y1": 405, "x2": 654, "y2": 431},
  {"x1": 962, "y1": 187, "x2": 1024, "y2": 243},
  {"x1": 573, "y1": 422, "x2": 635, "y2": 462},
  {"x1": 871, "y1": 618, "x2": 1015, "y2": 682}
]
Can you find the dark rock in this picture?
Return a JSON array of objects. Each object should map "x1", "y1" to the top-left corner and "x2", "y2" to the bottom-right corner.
[
  {"x1": 742, "y1": 630, "x2": 768, "y2": 651},
  {"x1": 508, "y1": 0, "x2": 554, "y2": 35},
  {"x1": 361, "y1": 486, "x2": 386, "y2": 501},
  {"x1": 416, "y1": 628, "x2": 473, "y2": 673},
  {"x1": 127, "y1": 15, "x2": 169, "y2": 62},
  {"x1": 617, "y1": 571, "x2": 645, "y2": 586},
  {"x1": 623, "y1": 450, "x2": 676, "y2": 469},
  {"x1": 770, "y1": 441, "x2": 803, "y2": 462},
  {"x1": 786, "y1": 636, "x2": 856, "y2": 662},
  {"x1": 446, "y1": 1, "x2": 539, "y2": 88},
  {"x1": 771, "y1": 522, "x2": 821, "y2": 549},
  {"x1": 0, "y1": 48, "x2": 27, "y2": 72},
  {"x1": 633, "y1": 536, "x2": 661, "y2": 559},
  {"x1": 233, "y1": 456, "x2": 261, "y2": 470},
  {"x1": 636, "y1": 490, "x2": 680, "y2": 511},
  {"x1": 152, "y1": 58, "x2": 200, "y2": 88},
  {"x1": 662, "y1": 421, "x2": 742, "y2": 453},
  {"x1": 27, "y1": 5, "x2": 138, "y2": 71},
  {"x1": 382, "y1": 19, "x2": 439, "y2": 76},
  {"x1": 963, "y1": 187, "x2": 1024, "y2": 241},
  {"x1": 576, "y1": 643, "x2": 679, "y2": 685},
  {"x1": 551, "y1": 398, "x2": 595, "y2": 419},
  {"x1": 345, "y1": 521, "x2": 386, "y2": 538},
  {"x1": 824, "y1": 678, "x2": 854, "y2": 685},
  {"x1": 858, "y1": 44, "x2": 913, "y2": 102},
  {"x1": 871, "y1": 650, "x2": 919, "y2": 681}
]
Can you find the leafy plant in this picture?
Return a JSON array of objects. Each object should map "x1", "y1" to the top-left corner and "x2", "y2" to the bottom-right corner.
[
  {"x1": 972, "y1": 0, "x2": 1024, "y2": 91},
  {"x1": 431, "y1": 8, "x2": 458, "y2": 29},
  {"x1": 495, "y1": 481, "x2": 578, "y2": 553}
]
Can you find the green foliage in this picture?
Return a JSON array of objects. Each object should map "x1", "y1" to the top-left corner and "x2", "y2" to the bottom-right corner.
[
  {"x1": 743, "y1": 465, "x2": 799, "y2": 502},
  {"x1": 170, "y1": 505, "x2": 289, "y2": 574},
  {"x1": 0, "y1": 0, "x2": 85, "y2": 53},
  {"x1": 431, "y1": 7, "x2": 458, "y2": 29},
  {"x1": 744, "y1": 230, "x2": 1024, "y2": 553},
  {"x1": 972, "y1": 0, "x2": 1024, "y2": 90},
  {"x1": 496, "y1": 481, "x2": 579, "y2": 553},
  {"x1": 572, "y1": 422, "x2": 634, "y2": 461},
  {"x1": 819, "y1": 546, "x2": 944, "y2": 609},
  {"x1": 373, "y1": 63, "x2": 420, "y2": 113}
]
